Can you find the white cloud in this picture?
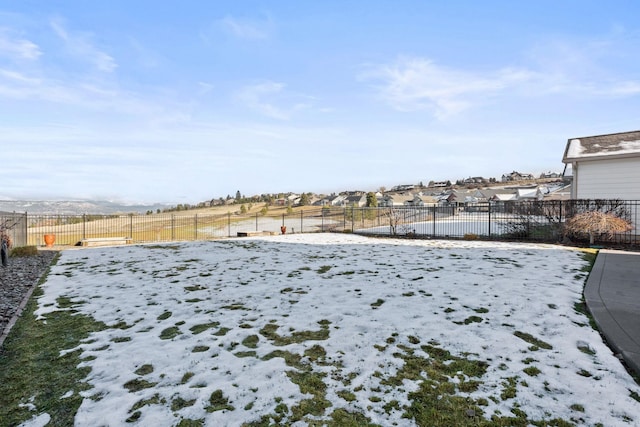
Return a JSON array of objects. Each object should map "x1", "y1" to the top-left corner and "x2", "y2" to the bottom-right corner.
[
  {"x1": 362, "y1": 57, "x2": 533, "y2": 119},
  {"x1": 522, "y1": 31, "x2": 640, "y2": 98},
  {"x1": 217, "y1": 15, "x2": 272, "y2": 40},
  {"x1": 50, "y1": 18, "x2": 117, "y2": 72},
  {"x1": 236, "y1": 81, "x2": 312, "y2": 120},
  {"x1": 363, "y1": 43, "x2": 640, "y2": 119},
  {"x1": 607, "y1": 81, "x2": 640, "y2": 96},
  {"x1": 0, "y1": 28, "x2": 41, "y2": 60},
  {"x1": 198, "y1": 81, "x2": 214, "y2": 95}
]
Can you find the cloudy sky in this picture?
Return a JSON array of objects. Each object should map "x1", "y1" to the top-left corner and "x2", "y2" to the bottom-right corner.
[{"x1": 2, "y1": 1, "x2": 639, "y2": 203}]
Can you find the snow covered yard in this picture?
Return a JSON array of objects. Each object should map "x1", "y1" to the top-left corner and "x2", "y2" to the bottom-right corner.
[{"x1": 22, "y1": 234, "x2": 640, "y2": 426}]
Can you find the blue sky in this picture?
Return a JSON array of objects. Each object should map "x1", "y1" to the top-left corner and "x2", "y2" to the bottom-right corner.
[{"x1": 2, "y1": 1, "x2": 640, "y2": 203}]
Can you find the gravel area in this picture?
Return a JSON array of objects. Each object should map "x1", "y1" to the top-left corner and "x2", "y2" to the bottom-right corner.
[{"x1": 0, "y1": 251, "x2": 57, "y2": 342}]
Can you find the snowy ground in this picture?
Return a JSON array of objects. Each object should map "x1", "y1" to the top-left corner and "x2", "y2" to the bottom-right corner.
[
  {"x1": 356, "y1": 212, "x2": 536, "y2": 237},
  {"x1": 24, "y1": 234, "x2": 640, "y2": 426},
  {"x1": 199, "y1": 216, "x2": 337, "y2": 237}
]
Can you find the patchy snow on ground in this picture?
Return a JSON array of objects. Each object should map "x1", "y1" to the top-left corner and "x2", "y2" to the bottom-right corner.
[{"x1": 31, "y1": 233, "x2": 639, "y2": 426}]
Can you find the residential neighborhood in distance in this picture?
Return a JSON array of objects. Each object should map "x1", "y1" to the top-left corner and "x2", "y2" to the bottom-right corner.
[
  {"x1": 285, "y1": 171, "x2": 569, "y2": 209},
  {"x1": 212, "y1": 129, "x2": 640, "y2": 211},
  {"x1": 2, "y1": 130, "x2": 639, "y2": 216}
]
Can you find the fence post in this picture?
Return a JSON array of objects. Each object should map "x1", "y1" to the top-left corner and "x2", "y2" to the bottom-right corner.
[
  {"x1": 300, "y1": 210, "x2": 303, "y2": 233},
  {"x1": 343, "y1": 209, "x2": 346, "y2": 230},
  {"x1": 129, "y1": 214, "x2": 134, "y2": 239},
  {"x1": 83, "y1": 214, "x2": 86, "y2": 240},
  {"x1": 171, "y1": 215, "x2": 175, "y2": 240},
  {"x1": 351, "y1": 208, "x2": 354, "y2": 233},
  {"x1": 256, "y1": 212, "x2": 258, "y2": 232},
  {"x1": 23, "y1": 212, "x2": 28, "y2": 247},
  {"x1": 228, "y1": 212, "x2": 231, "y2": 237},
  {"x1": 488, "y1": 202, "x2": 492, "y2": 237},
  {"x1": 194, "y1": 214, "x2": 198, "y2": 240},
  {"x1": 432, "y1": 206, "x2": 436, "y2": 237}
]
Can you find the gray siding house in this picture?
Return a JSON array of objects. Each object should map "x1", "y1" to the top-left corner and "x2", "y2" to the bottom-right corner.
[{"x1": 562, "y1": 130, "x2": 640, "y2": 200}]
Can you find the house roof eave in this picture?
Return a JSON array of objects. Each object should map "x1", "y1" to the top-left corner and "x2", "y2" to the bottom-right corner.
[{"x1": 563, "y1": 151, "x2": 640, "y2": 163}]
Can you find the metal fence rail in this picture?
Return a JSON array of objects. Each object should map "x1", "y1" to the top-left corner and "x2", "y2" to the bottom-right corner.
[{"x1": 19, "y1": 200, "x2": 640, "y2": 248}]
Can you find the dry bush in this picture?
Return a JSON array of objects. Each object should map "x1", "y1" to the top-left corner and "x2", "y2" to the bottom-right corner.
[
  {"x1": 1, "y1": 232, "x2": 12, "y2": 249},
  {"x1": 564, "y1": 211, "x2": 633, "y2": 245},
  {"x1": 10, "y1": 245, "x2": 38, "y2": 257}
]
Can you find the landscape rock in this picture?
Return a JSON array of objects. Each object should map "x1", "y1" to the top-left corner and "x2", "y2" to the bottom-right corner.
[{"x1": 0, "y1": 251, "x2": 57, "y2": 343}]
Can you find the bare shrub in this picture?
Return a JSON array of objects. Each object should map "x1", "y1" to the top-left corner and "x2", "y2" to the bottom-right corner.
[{"x1": 564, "y1": 211, "x2": 633, "y2": 245}]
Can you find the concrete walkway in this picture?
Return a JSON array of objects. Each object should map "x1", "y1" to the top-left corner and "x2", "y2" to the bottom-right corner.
[{"x1": 584, "y1": 249, "x2": 640, "y2": 377}]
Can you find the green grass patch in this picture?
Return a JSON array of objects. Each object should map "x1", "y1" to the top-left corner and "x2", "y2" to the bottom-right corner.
[
  {"x1": 370, "y1": 299, "x2": 385, "y2": 308},
  {"x1": 577, "y1": 342, "x2": 596, "y2": 356},
  {"x1": 259, "y1": 321, "x2": 330, "y2": 346},
  {"x1": 262, "y1": 350, "x2": 306, "y2": 370},
  {"x1": 523, "y1": 366, "x2": 541, "y2": 377},
  {"x1": 129, "y1": 393, "x2": 163, "y2": 414},
  {"x1": 157, "y1": 311, "x2": 172, "y2": 320},
  {"x1": 234, "y1": 351, "x2": 257, "y2": 358},
  {"x1": 180, "y1": 372, "x2": 195, "y2": 384},
  {"x1": 381, "y1": 344, "x2": 531, "y2": 426},
  {"x1": 134, "y1": 364, "x2": 154, "y2": 376},
  {"x1": 573, "y1": 301, "x2": 599, "y2": 330},
  {"x1": 317, "y1": 265, "x2": 332, "y2": 274},
  {"x1": 513, "y1": 331, "x2": 553, "y2": 350},
  {"x1": 123, "y1": 378, "x2": 157, "y2": 392},
  {"x1": 159, "y1": 326, "x2": 182, "y2": 340},
  {"x1": 242, "y1": 335, "x2": 259, "y2": 349},
  {"x1": 205, "y1": 389, "x2": 234, "y2": 412},
  {"x1": 0, "y1": 254, "x2": 111, "y2": 427},
  {"x1": 171, "y1": 396, "x2": 197, "y2": 411},
  {"x1": 189, "y1": 322, "x2": 220, "y2": 335},
  {"x1": 455, "y1": 316, "x2": 483, "y2": 325},
  {"x1": 221, "y1": 303, "x2": 250, "y2": 311},
  {"x1": 569, "y1": 403, "x2": 585, "y2": 412},
  {"x1": 213, "y1": 327, "x2": 230, "y2": 336},
  {"x1": 337, "y1": 390, "x2": 356, "y2": 402}
]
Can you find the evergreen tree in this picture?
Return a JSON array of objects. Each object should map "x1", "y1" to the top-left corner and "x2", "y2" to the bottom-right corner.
[{"x1": 366, "y1": 192, "x2": 378, "y2": 207}]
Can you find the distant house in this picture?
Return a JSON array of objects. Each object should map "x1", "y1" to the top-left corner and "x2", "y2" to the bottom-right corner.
[
  {"x1": 391, "y1": 184, "x2": 416, "y2": 192},
  {"x1": 463, "y1": 177, "x2": 487, "y2": 185},
  {"x1": 539, "y1": 171, "x2": 561, "y2": 179},
  {"x1": 344, "y1": 194, "x2": 366, "y2": 207},
  {"x1": 379, "y1": 194, "x2": 411, "y2": 207},
  {"x1": 329, "y1": 195, "x2": 347, "y2": 206},
  {"x1": 501, "y1": 171, "x2": 534, "y2": 182},
  {"x1": 562, "y1": 130, "x2": 640, "y2": 199}
]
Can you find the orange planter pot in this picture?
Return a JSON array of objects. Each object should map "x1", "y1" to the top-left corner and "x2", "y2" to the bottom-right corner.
[{"x1": 44, "y1": 234, "x2": 56, "y2": 247}]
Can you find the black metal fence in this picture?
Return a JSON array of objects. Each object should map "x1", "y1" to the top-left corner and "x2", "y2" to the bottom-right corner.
[
  {"x1": 17, "y1": 200, "x2": 640, "y2": 248},
  {"x1": 350, "y1": 200, "x2": 640, "y2": 247}
]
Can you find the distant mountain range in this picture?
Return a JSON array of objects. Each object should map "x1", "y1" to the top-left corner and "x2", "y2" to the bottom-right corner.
[{"x1": 0, "y1": 200, "x2": 172, "y2": 215}]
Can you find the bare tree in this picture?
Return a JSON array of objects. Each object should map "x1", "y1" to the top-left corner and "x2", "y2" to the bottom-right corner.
[
  {"x1": 383, "y1": 207, "x2": 403, "y2": 236},
  {"x1": 383, "y1": 207, "x2": 415, "y2": 236}
]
